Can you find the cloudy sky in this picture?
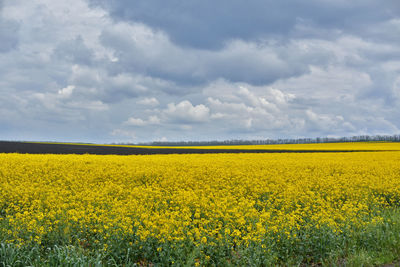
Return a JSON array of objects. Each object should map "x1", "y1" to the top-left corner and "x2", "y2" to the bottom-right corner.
[{"x1": 1, "y1": 0, "x2": 399, "y2": 143}]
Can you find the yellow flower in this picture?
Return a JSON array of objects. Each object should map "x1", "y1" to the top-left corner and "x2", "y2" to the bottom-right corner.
[{"x1": 0, "y1": 146, "x2": 399, "y2": 249}]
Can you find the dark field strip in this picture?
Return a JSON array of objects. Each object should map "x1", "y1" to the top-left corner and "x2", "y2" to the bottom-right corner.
[{"x1": 0, "y1": 141, "x2": 385, "y2": 155}]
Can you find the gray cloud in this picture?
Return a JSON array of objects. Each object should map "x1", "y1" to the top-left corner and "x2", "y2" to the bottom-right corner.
[
  {"x1": 0, "y1": 0, "x2": 399, "y2": 143},
  {"x1": 52, "y1": 36, "x2": 95, "y2": 66},
  {"x1": 0, "y1": 0, "x2": 19, "y2": 53},
  {"x1": 100, "y1": 24, "x2": 334, "y2": 85},
  {"x1": 90, "y1": 0, "x2": 398, "y2": 49}
]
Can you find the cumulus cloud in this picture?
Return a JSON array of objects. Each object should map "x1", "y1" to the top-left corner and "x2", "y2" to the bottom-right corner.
[
  {"x1": 33, "y1": 87, "x2": 109, "y2": 117},
  {"x1": 201, "y1": 80, "x2": 399, "y2": 137},
  {"x1": 121, "y1": 78, "x2": 392, "y2": 140},
  {"x1": 58, "y1": 85, "x2": 75, "y2": 98},
  {"x1": 204, "y1": 82, "x2": 300, "y2": 132},
  {"x1": 124, "y1": 115, "x2": 160, "y2": 126},
  {"x1": 137, "y1": 97, "x2": 159, "y2": 106},
  {"x1": 163, "y1": 101, "x2": 210, "y2": 124}
]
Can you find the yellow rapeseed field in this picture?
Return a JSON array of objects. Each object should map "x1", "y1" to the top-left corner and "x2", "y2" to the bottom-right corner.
[{"x1": 1, "y1": 149, "x2": 400, "y2": 264}]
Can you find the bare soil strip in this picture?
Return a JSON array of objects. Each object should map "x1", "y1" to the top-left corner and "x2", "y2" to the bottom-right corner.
[{"x1": 0, "y1": 141, "x2": 383, "y2": 155}]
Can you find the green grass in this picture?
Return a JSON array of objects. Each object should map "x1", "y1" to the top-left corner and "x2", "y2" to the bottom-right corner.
[{"x1": 2, "y1": 209, "x2": 400, "y2": 266}]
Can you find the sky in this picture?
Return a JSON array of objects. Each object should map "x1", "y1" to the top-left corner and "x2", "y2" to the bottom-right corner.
[{"x1": 0, "y1": 0, "x2": 400, "y2": 143}]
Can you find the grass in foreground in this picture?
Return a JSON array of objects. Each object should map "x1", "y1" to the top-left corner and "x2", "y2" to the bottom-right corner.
[
  {"x1": 1, "y1": 152, "x2": 400, "y2": 265},
  {"x1": 2, "y1": 210, "x2": 400, "y2": 266}
]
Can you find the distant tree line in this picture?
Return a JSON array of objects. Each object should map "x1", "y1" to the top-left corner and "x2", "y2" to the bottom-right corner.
[{"x1": 111, "y1": 134, "x2": 400, "y2": 146}]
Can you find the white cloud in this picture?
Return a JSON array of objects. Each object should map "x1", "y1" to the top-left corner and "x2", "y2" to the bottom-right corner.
[
  {"x1": 272, "y1": 65, "x2": 373, "y2": 100},
  {"x1": 124, "y1": 115, "x2": 160, "y2": 126},
  {"x1": 148, "y1": 115, "x2": 161, "y2": 124},
  {"x1": 33, "y1": 90, "x2": 109, "y2": 115},
  {"x1": 124, "y1": 117, "x2": 145, "y2": 126},
  {"x1": 163, "y1": 100, "x2": 210, "y2": 123},
  {"x1": 137, "y1": 97, "x2": 159, "y2": 106},
  {"x1": 58, "y1": 85, "x2": 75, "y2": 98},
  {"x1": 203, "y1": 82, "x2": 294, "y2": 131}
]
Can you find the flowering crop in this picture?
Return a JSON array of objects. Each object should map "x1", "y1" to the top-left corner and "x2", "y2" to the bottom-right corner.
[{"x1": 1, "y1": 151, "x2": 400, "y2": 265}]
